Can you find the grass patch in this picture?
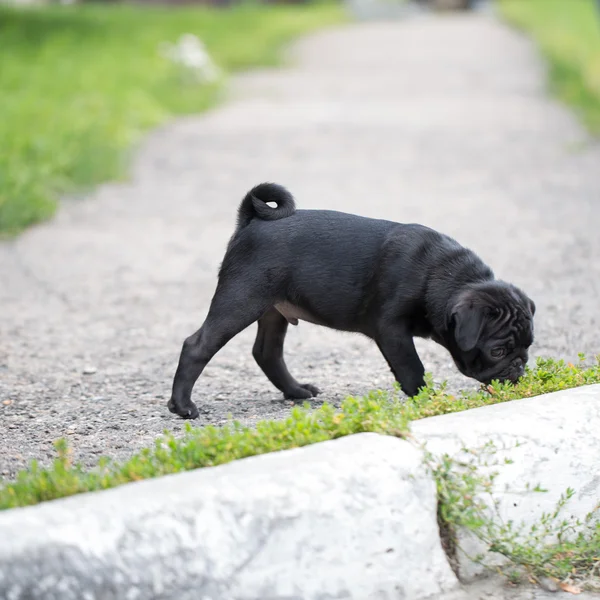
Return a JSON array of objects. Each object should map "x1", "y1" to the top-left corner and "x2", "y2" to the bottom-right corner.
[
  {"x1": 1, "y1": 355, "x2": 599, "y2": 511},
  {"x1": 500, "y1": 0, "x2": 600, "y2": 134},
  {"x1": 0, "y1": 2, "x2": 345, "y2": 234}
]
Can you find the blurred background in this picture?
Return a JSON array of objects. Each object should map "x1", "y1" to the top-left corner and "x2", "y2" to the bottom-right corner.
[{"x1": 0, "y1": 0, "x2": 599, "y2": 235}]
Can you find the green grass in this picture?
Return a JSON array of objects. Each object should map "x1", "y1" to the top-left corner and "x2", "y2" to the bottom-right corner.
[
  {"x1": 1, "y1": 355, "x2": 599, "y2": 511},
  {"x1": 500, "y1": 0, "x2": 600, "y2": 134},
  {"x1": 0, "y1": 2, "x2": 345, "y2": 234}
]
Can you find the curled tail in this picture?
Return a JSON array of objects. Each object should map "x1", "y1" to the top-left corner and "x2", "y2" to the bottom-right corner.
[{"x1": 236, "y1": 182, "x2": 296, "y2": 231}]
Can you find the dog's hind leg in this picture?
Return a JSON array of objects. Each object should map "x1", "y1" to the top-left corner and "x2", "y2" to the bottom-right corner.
[
  {"x1": 168, "y1": 280, "x2": 271, "y2": 419},
  {"x1": 253, "y1": 307, "x2": 320, "y2": 400}
]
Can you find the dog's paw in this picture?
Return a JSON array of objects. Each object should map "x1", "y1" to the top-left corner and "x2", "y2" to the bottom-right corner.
[
  {"x1": 301, "y1": 383, "x2": 321, "y2": 397},
  {"x1": 167, "y1": 398, "x2": 200, "y2": 420},
  {"x1": 284, "y1": 383, "x2": 321, "y2": 400}
]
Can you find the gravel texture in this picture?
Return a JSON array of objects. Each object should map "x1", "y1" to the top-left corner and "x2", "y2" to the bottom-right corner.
[
  {"x1": 459, "y1": 577, "x2": 599, "y2": 600},
  {"x1": 1, "y1": 12, "x2": 599, "y2": 479}
]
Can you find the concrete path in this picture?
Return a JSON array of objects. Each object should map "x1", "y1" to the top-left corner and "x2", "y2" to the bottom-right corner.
[{"x1": 1, "y1": 11, "x2": 599, "y2": 477}]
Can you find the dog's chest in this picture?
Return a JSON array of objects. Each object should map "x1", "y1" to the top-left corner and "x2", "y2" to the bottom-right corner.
[
  {"x1": 409, "y1": 312, "x2": 434, "y2": 339},
  {"x1": 274, "y1": 302, "x2": 321, "y2": 327}
]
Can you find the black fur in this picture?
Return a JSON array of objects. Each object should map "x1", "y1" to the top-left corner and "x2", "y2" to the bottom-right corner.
[{"x1": 168, "y1": 183, "x2": 536, "y2": 419}]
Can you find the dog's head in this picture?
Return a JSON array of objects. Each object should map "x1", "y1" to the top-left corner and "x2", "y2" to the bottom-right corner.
[{"x1": 448, "y1": 281, "x2": 535, "y2": 386}]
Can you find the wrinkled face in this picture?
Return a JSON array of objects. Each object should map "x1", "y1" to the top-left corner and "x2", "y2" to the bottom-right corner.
[{"x1": 450, "y1": 282, "x2": 535, "y2": 386}]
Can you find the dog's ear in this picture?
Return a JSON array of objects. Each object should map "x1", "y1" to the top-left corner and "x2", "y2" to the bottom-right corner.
[
  {"x1": 452, "y1": 297, "x2": 486, "y2": 352},
  {"x1": 527, "y1": 298, "x2": 536, "y2": 317}
]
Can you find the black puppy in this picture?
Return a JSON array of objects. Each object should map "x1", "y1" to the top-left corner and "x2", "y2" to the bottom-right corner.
[{"x1": 168, "y1": 183, "x2": 535, "y2": 419}]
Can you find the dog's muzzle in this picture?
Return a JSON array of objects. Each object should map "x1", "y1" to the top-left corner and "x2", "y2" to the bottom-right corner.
[{"x1": 479, "y1": 357, "x2": 526, "y2": 386}]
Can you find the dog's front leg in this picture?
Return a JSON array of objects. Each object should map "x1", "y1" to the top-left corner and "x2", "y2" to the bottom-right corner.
[{"x1": 376, "y1": 322, "x2": 426, "y2": 397}]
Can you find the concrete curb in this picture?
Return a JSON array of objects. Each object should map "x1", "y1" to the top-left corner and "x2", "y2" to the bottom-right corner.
[
  {"x1": 0, "y1": 434, "x2": 460, "y2": 600},
  {"x1": 0, "y1": 385, "x2": 599, "y2": 599}
]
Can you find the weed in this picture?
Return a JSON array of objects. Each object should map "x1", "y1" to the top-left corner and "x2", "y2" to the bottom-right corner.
[{"x1": 429, "y1": 440, "x2": 600, "y2": 590}]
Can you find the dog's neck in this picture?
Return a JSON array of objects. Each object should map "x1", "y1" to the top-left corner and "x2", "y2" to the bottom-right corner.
[{"x1": 425, "y1": 263, "x2": 494, "y2": 348}]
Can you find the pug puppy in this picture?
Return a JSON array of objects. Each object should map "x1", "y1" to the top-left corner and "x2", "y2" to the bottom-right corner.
[{"x1": 168, "y1": 183, "x2": 535, "y2": 419}]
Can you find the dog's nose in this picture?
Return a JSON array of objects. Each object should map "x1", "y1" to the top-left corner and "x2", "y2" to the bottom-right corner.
[{"x1": 513, "y1": 363, "x2": 525, "y2": 380}]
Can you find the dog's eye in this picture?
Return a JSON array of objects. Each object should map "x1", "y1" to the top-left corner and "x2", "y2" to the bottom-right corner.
[{"x1": 491, "y1": 347, "x2": 505, "y2": 358}]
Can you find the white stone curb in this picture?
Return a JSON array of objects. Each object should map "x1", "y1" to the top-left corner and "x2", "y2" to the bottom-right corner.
[
  {"x1": 0, "y1": 433, "x2": 460, "y2": 600},
  {"x1": 0, "y1": 384, "x2": 598, "y2": 600}
]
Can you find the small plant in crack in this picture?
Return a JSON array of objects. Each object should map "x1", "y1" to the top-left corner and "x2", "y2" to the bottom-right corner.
[{"x1": 426, "y1": 442, "x2": 600, "y2": 591}]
